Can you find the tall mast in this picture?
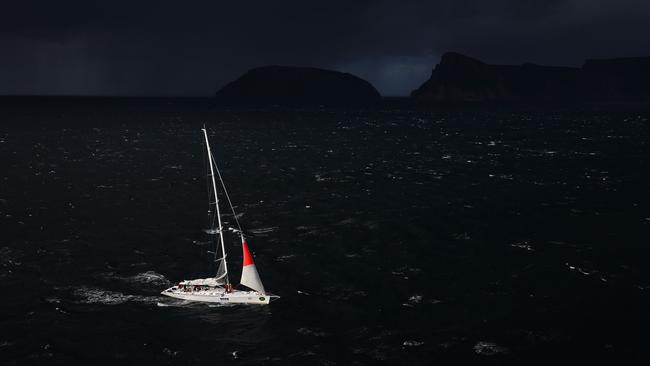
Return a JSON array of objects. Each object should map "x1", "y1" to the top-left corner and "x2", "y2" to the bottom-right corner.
[{"x1": 202, "y1": 128, "x2": 229, "y2": 284}]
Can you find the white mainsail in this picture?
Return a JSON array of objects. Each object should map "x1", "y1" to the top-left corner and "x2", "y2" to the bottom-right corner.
[
  {"x1": 239, "y1": 239, "x2": 266, "y2": 294},
  {"x1": 214, "y1": 253, "x2": 228, "y2": 284}
]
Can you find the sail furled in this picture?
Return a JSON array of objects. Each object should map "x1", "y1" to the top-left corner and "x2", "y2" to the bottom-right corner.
[
  {"x1": 239, "y1": 239, "x2": 265, "y2": 294},
  {"x1": 182, "y1": 278, "x2": 223, "y2": 286}
]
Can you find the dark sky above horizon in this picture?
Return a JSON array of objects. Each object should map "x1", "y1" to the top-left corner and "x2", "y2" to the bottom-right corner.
[{"x1": 2, "y1": 0, "x2": 649, "y2": 97}]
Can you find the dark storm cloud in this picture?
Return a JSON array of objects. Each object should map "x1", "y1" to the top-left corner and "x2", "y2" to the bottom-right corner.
[{"x1": 1, "y1": 0, "x2": 649, "y2": 96}]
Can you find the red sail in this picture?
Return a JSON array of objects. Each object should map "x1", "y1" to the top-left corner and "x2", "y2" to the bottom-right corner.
[
  {"x1": 242, "y1": 240, "x2": 254, "y2": 266},
  {"x1": 240, "y1": 239, "x2": 265, "y2": 293}
]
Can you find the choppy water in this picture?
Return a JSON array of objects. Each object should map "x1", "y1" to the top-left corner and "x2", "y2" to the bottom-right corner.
[{"x1": 1, "y1": 101, "x2": 650, "y2": 364}]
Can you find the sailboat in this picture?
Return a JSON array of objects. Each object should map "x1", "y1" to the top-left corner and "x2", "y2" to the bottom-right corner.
[{"x1": 161, "y1": 128, "x2": 278, "y2": 305}]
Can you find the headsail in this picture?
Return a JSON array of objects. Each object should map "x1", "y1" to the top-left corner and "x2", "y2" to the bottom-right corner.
[{"x1": 239, "y1": 239, "x2": 265, "y2": 294}]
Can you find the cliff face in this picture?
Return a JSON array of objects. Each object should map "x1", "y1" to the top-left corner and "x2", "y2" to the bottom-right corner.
[
  {"x1": 216, "y1": 66, "x2": 381, "y2": 106},
  {"x1": 411, "y1": 52, "x2": 650, "y2": 103},
  {"x1": 410, "y1": 52, "x2": 509, "y2": 102}
]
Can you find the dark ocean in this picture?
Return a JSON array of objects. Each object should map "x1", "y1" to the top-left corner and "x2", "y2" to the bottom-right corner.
[{"x1": 2, "y1": 99, "x2": 650, "y2": 365}]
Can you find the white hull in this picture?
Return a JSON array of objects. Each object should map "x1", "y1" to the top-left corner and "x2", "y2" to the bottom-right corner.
[{"x1": 161, "y1": 286, "x2": 276, "y2": 305}]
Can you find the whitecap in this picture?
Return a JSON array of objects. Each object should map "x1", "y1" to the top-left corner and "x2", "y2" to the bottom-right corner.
[
  {"x1": 314, "y1": 174, "x2": 329, "y2": 182},
  {"x1": 510, "y1": 241, "x2": 533, "y2": 251},
  {"x1": 408, "y1": 295, "x2": 422, "y2": 304},
  {"x1": 403, "y1": 340, "x2": 424, "y2": 347},
  {"x1": 565, "y1": 263, "x2": 594, "y2": 276},
  {"x1": 473, "y1": 341, "x2": 509, "y2": 356},
  {"x1": 162, "y1": 347, "x2": 179, "y2": 357}
]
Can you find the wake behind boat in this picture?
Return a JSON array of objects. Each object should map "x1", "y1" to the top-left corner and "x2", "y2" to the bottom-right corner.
[{"x1": 161, "y1": 128, "x2": 278, "y2": 305}]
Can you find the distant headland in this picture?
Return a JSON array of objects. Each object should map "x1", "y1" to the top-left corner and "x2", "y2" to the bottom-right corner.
[{"x1": 411, "y1": 52, "x2": 650, "y2": 103}]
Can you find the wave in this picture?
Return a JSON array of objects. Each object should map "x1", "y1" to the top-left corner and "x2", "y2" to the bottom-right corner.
[
  {"x1": 473, "y1": 341, "x2": 509, "y2": 356},
  {"x1": 100, "y1": 271, "x2": 172, "y2": 288},
  {"x1": 249, "y1": 227, "x2": 278, "y2": 235},
  {"x1": 297, "y1": 327, "x2": 329, "y2": 337},
  {"x1": 335, "y1": 218, "x2": 357, "y2": 226},
  {"x1": 125, "y1": 271, "x2": 171, "y2": 287},
  {"x1": 510, "y1": 241, "x2": 534, "y2": 251},
  {"x1": 155, "y1": 299, "x2": 238, "y2": 308},
  {"x1": 402, "y1": 340, "x2": 424, "y2": 347},
  {"x1": 193, "y1": 239, "x2": 212, "y2": 245},
  {"x1": 74, "y1": 287, "x2": 160, "y2": 306},
  {"x1": 274, "y1": 254, "x2": 296, "y2": 262},
  {"x1": 156, "y1": 299, "x2": 193, "y2": 307},
  {"x1": 207, "y1": 303, "x2": 238, "y2": 308}
]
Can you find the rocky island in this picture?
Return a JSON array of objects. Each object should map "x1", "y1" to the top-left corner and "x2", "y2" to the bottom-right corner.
[{"x1": 215, "y1": 66, "x2": 381, "y2": 106}]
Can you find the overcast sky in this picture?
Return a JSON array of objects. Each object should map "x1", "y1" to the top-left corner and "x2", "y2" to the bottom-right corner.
[{"x1": 1, "y1": 0, "x2": 649, "y2": 96}]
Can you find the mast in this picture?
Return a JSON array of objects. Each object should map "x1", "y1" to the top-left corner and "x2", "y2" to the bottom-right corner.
[{"x1": 202, "y1": 128, "x2": 229, "y2": 285}]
